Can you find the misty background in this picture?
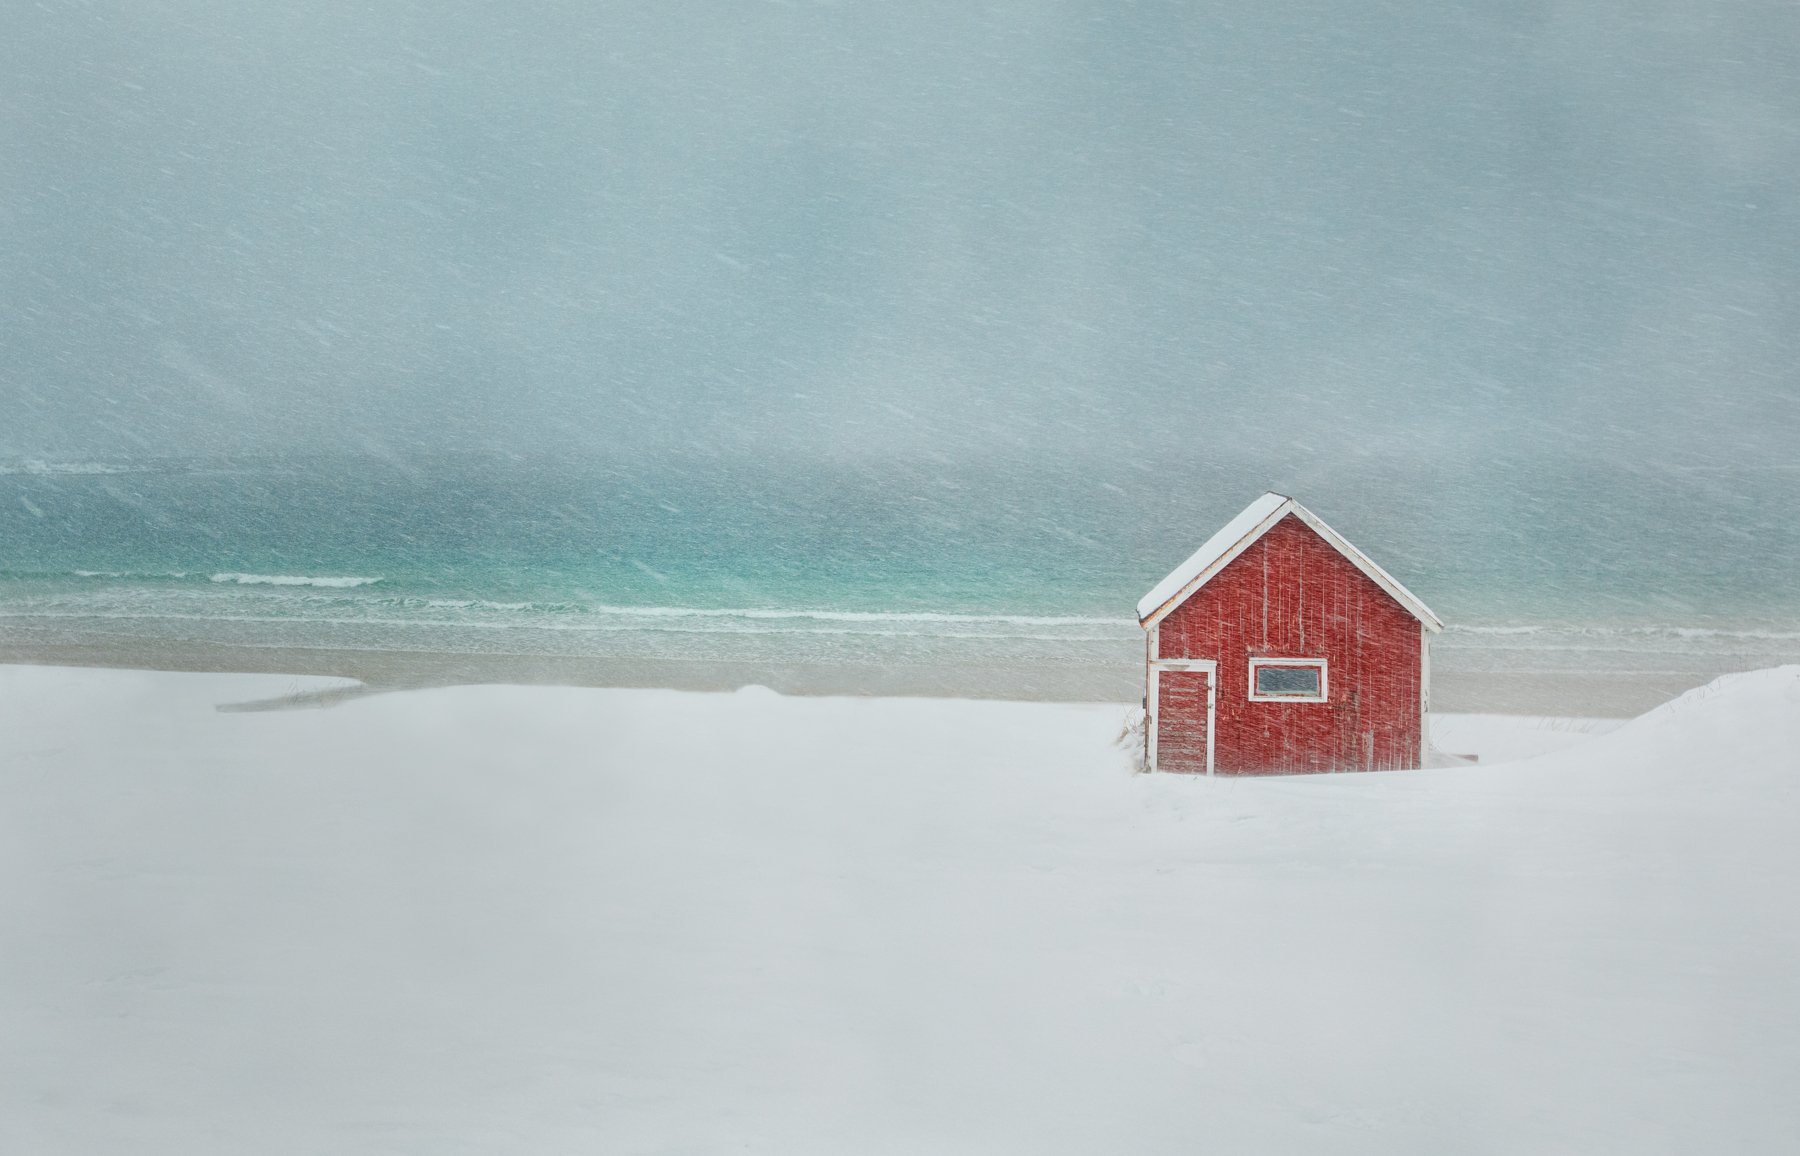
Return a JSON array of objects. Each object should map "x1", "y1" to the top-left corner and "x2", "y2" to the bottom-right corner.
[{"x1": 2, "y1": 0, "x2": 1797, "y2": 630}]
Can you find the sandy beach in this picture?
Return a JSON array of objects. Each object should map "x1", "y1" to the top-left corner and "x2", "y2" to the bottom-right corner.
[{"x1": 0, "y1": 628, "x2": 1726, "y2": 716}]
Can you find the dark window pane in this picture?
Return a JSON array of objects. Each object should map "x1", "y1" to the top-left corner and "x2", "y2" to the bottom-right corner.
[{"x1": 1256, "y1": 664, "x2": 1322, "y2": 696}]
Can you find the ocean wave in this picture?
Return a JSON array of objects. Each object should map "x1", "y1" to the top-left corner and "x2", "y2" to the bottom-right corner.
[
  {"x1": 1446, "y1": 623, "x2": 1800, "y2": 642},
  {"x1": 9, "y1": 577, "x2": 1795, "y2": 644},
  {"x1": 51, "y1": 583, "x2": 1130, "y2": 628},
  {"x1": 209, "y1": 573, "x2": 383, "y2": 588},
  {"x1": 545, "y1": 604, "x2": 1132, "y2": 627},
  {"x1": 423, "y1": 598, "x2": 534, "y2": 611},
  {"x1": 0, "y1": 607, "x2": 1129, "y2": 642},
  {"x1": 4, "y1": 577, "x2": 1135, "y2": 630},
  {"x1": 72, "y1": 569, "x2": 191, "y2": 580},
  {"x1": 0, "y1": 460, "x2": 134, "y2": 475}
]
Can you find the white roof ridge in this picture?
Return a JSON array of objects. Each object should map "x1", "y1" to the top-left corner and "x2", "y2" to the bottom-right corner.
[{"x1": 1136, "y1": 492, "x2": 1442, "y2": 631}]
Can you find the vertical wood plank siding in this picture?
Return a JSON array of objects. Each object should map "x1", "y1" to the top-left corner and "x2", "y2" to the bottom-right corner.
[
  {"x1": 1155, "y1": 670, "x2": 1211, "y2": 774},
  {"x1": 1156, "y1": 515, "x2": 1421, "y2": 773}
]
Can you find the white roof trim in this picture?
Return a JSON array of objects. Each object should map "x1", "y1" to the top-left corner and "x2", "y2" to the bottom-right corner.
[
  {"x1": 1137, "y1": 492, "x2": 1443, "y2": 633},
  {"x1": 1136, "y1": 492, "x2": 1288, "y2": 622}
]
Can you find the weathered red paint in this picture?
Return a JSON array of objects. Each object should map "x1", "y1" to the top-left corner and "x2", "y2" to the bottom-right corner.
[
  {"x1": 1155, "y1": 514, "x2": 1422, "y2": 774},
  {"x1": 1154, "y1": 669, "x2": 1212, "y2": 774}
]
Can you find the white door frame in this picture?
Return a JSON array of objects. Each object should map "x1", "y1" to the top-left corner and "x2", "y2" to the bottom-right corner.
[{"x1": 1147, "y1": 658, "x2": 1218, "y2": 776}]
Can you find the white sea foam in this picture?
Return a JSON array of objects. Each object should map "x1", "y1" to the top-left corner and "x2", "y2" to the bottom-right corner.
[
  {"x1": 15, "y1": 583, "x2": 1800, "y2": 644},
  {"x1": 1446, "y1": 623, "x2": 1800, "y2": 642},
  {"x1": 209, "y1": 573, "x2": 383, "y2": 588},
  {"x1": 0, "y1": 460, "x2": 133, "y2": 475},
  {"x1": 202, "y1": 594, "x2": 1133, "y2": 630},
  {"x1": 72, "y1": 569, "x2": 190, "y2": 580},
  {"x1": 569, "y1": 604, "x2": 1131, "y2": 627},
  {"x1": 0, "y1": 607, "x2": 1128, "y2": 642}
]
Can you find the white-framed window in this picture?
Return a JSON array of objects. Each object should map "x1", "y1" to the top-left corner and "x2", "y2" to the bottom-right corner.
[{"x1": 1248, "y1": 657, "x2": 1328, "y2": 703}]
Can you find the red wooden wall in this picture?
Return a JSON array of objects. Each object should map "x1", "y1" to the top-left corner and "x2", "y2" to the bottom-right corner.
[{"x1": 1155, "y1": 514, "x2": 1422, "y2": 773}]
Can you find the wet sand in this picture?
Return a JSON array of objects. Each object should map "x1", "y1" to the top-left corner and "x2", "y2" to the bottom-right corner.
[{"x1": 0, "y1": 633, "x2": 1725, "y2": 716}]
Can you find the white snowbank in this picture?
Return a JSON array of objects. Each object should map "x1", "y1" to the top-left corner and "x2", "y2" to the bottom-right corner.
[
  {"x1": 1430, "y1": 711, "x2": 1624, "y2": 764},
  {"x1": 1, "y1": 664, "x2": 1796, "y2": 1154}
]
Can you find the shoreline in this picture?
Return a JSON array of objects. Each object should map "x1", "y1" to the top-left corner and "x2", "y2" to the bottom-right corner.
[{"x1": 0, "y1": 634, "x2": 1727, "y2": 716}]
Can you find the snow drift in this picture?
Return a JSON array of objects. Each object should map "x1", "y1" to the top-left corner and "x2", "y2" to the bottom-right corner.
[{"x1": 1, "y1": 664, "x2": 1796, "y2": 1154}]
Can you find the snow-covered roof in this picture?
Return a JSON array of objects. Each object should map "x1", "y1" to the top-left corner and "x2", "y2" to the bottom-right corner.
[{"x1": 1137, "y1": 492, "x2": 1443, "y2": 632}]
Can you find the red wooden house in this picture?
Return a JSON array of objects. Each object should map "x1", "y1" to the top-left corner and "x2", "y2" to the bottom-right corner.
[{"x1": 1139, "y1": 493, "x2": 1442, "y2": 774}]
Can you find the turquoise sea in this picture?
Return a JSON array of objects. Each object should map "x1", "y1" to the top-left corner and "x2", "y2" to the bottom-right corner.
[{"x1": 3, "y1": 451, "x2": 1798, "y2": 683}]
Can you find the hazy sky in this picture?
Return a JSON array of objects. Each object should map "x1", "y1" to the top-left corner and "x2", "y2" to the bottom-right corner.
[{"x1": 3, "y1": 0, "x2": 1797, "y2": 468}]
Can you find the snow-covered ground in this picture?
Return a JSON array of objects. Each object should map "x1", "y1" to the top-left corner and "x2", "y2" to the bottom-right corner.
[
  {"x1": 1430, "y1": 711, "x2": 1625, "y2": 764},
  {"x1": 3, "y1": 664, "x2": 1797, "y2": 1154}
]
